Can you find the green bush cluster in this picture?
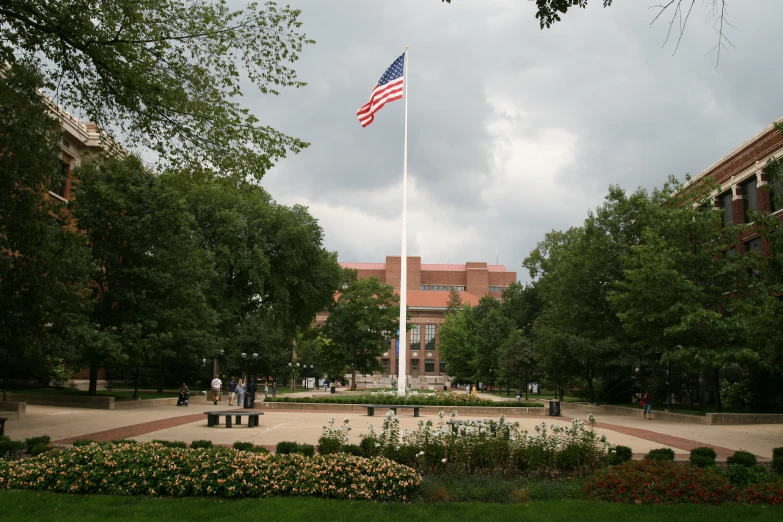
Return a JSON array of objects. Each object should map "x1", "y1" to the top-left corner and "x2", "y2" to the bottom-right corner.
[
  {"x1": 645, "y1": 448, "x2": 675, "y2": 462},
  {"x1": 724, "y1": 464, "x2": 777, "y2": 487},
  {"x1": 773, "y1": 447, "x2": 783, "y2": 475},
  {"x1": 689, "y1": 447, "x2": 717, "y2": 468},
  {"x1": 152, "y1": 440, "x2": 187, "y2": 449},
  {"x1": 606, "y1": 445, "x2": 632, "y2": 465},
  {"x1": 71, "y1": 439, "x2": 95, "y2": 447},
  {"x1": 0, "y1": 436, "x2": 26, "y2": 459},
  {"x1": 0, "y1": 443, "x2": 420, "y2": 501},
  {"x1": 264, "y1": 396, "x2": 542, "y2": 408},
  {"x1": 276, "y1": 441, "x2": 314, "y2": 457},
  {"x1": 726, "y1": 450, "x2": 757, "y2": 468},
  {"x1": 190, "y1": 440, "x2": 213, "y2": 449}
]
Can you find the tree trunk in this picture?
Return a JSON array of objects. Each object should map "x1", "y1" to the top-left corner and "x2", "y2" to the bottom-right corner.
[
  {"x1": 157, "y1": 359, "x2": 165, "y2": 393},
  {"x1": 351, "y1": 358, "x2": 357, "y2": 391},
  {"x1": 88, "y1": 361, "x2": 99, "y2": 396},
  {"x1": 132, "y1": 366, "x2": 140, "y2": 400},
  {"x1": 713, "y1": 367, "x2": 722, "y2": 412},
  {"x1": 559, "y1": 385, "x2": 564, "y2": 401},
  {"x1": 587, "y1": 371, "x2": 595, "y2": 404}
]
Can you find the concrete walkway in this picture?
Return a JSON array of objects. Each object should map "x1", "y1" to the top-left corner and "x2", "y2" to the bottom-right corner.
[{"x1": 3, "y1": 399, "x2": 780, "y2": 460}]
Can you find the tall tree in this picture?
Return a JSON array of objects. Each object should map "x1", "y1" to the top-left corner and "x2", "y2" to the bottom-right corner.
[
  {"x1": 446, "y1": 287, "x2": 463, "y2": 315},
  {"x1": 0, "y1": 62, "x2": 93, "y2": 396},
  {"x1": 1, "y1": 0, "x2": 312, "y2": 178},
  {"x1": 322, "y1": 277, "x2": 401, "y2": 391},
  {"x1": 72, "y1": 156, "x2": 217, "y2": 394}
]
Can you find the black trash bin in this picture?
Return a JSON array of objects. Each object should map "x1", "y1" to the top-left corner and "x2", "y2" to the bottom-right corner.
[
  {"x1": 548, "y1": 400, "x2": 561, "y2": 417},
  {"x1": 0, "y1": 417, "x2": 6, "y2": 436}
]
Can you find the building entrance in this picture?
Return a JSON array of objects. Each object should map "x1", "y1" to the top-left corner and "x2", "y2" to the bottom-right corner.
[{"x1": 410, "y1": 359, "x2": 419, "y2": 378}]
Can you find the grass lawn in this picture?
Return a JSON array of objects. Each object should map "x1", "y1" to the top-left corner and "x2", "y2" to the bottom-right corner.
[
  {"x1": 0, "y1": 491, "x2": 781, "y2": 522},
  {"x1": 4, "y1": 387, "x2": 177, "y2": 401}
]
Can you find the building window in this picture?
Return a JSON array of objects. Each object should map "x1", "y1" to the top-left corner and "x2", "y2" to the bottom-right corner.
[
  {"x1": 719, "y1": 190, "x2": 733, "y2": 226},
  {"x1": 425, "y1": 359, "x2": 435, "y2": 373},
  {"x1": 410, "y1": 324, "x2": 420, "y2": 351},
  {"x1": 420, "y1": 285, "x2": 428, "y2": 290},
  {"x1": 431, "y1": 285, "x2": 448, "y2": 291},
  {"x1": 488, "y1": 286, "x2": 503, "y2": 292},
  {"x1": 382, "y1": 358, "x2": 390, "y2": 370},
  {"x1": 744, "y1": 237, "x2": 762, "y2": 254},
  {"x1": 742, "y1": 177, "x2": 758, "y2": 222},
  {"x1": 450, "y1": 285, "x2": 465, "y2": 291},
  {"x1": 425, "y1": 324, "x2": 435, "y2": 350},
  {"x1": 53, "y1": 161, "x2": 69, "y2": 199}
]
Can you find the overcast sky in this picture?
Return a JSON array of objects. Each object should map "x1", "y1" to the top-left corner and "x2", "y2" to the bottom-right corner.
[{"x1": 243, "y1": 0, "x2": 783, "y2": 282}]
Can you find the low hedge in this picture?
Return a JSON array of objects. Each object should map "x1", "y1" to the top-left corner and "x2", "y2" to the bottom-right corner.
[
  {"x1": 584, "y1": 460, "x2": 733, "y2": 504},
  {"x1": 690, "y1": 447, "x2": 717, "y2": 468},
  {"x1": 645, "y1": 448, "x2": 675, "y2": 462},
  {"x1": 727, "y1": 450, "x2": 757, "y2": 468},
  {"x1": 264, "y1": 397, "x2": 543, "y2": 408},
  {"x1": 773, "y1": 447, "x2": 783, "y2": 475},
  {"x1": 0, "y1": 443, "x2": 420, "y2": 501}
]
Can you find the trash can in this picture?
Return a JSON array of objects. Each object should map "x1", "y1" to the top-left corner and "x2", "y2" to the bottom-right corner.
[
  {"x1": 0, "y1": 417, "x2": 6, "y2": 437},
  {"x1": 548, "y1": 400, "x2": 561, "y2": 416},
  {"x1": 443, "y1": 385, "x2": 448, "y2": 391},
  {"x1": 331, "y1": 386, "x2": 336, "y2": 394}
]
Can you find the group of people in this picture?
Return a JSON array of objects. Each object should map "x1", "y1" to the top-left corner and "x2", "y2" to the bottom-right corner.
[{"x1": 207, "y1": 376, "x2": 279, "y2": 407}]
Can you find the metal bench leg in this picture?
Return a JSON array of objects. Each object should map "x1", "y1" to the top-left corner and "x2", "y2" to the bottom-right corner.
[
  {"x1": 236, "y1": 415, "x2": 242, "y2": 425},
  {"x1": 251, "y1": 416, "x2": 258, "y2": 428},
  {"x1": 367, "y1": 407, "x2": 374, "y2": 417},
  {"x1": 414, "y1": 408, "x2": 420, "y2": 418},
  {"x1": 208, "y1": 415, "x2": 215, "y2": 427},
  {"x1": 225, "y1": 415, "x2": 232, "y2": 428}
]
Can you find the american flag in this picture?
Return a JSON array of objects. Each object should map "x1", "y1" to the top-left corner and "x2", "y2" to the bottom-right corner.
[{"x1": 357, "y1": 53, "x2": 405, "y2": 127}]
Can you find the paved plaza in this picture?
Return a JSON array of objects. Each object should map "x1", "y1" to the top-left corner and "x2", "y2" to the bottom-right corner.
[{"x1": 3, "y1": 392, "x2": 780, "y2": 460}]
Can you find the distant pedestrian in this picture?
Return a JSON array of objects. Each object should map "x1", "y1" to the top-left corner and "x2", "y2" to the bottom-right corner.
[
  {"x1": 177, "y1": 383, "x2": 190, "y2": 406},
  {"x1": 324, "y1": 379, "x2": 329, "y2": 391},
  {"x1": 211, "y1": 376, "x2": 222, "y2": 405},
  {"x1": 246, "y1": 378, "x2": 257, "y2": 408},
  {"x1": 237, "y1": 378, "x2": 246, "y2": 407},
  {"x1": 641, "y1": 391, "x2": 652, "y2": 420},
  {"x1": 264, "y1": 382, "x2": 269, "y2": 399},
  {"x1": 228, "y1": 377, "x2": 237, "y2": 406},
  {"x1": 272, "y1": 382, "x2": 277, "y2": 398}
]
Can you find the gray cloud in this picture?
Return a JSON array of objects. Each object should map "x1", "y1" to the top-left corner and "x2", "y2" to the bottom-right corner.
[{"x1": 236, "y1": 0, "x2": 783, "y2": 280}]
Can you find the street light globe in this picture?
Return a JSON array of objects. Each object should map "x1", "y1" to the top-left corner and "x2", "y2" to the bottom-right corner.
[
  {"x1": 288, "y1": 363, "x2": 292, "y2": 368},
  {"x1": 296, "y1": 363, "x2": 300, "y2": 368},
  {"x1": 241, "y1": 352, "x2": 247, "y2": 359},
  {"x1": 252, "y1": 353, "x2": 258, "y2": 359}
]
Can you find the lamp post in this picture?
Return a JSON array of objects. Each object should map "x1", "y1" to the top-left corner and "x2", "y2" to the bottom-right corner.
[
  {"x1": 668, "y1": 346, "x2": 682, "y2": 412},
  {"x1": 489, "y1": 368, "x2": 494, "y2": 392},
  {"x1": 288, "y1": 362, "x2": 300, "y2": 392}
]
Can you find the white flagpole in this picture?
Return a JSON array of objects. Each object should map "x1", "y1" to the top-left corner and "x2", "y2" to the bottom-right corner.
[{"x1": 397, "y1": 46, "x2": 409, "y2": 397}]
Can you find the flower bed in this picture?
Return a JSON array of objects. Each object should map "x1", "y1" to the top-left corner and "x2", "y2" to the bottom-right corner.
[
  {"x1": 0, "y1": 442, "x2": 420, "y2": 501},
  {"x1": 266, "y1": 391, "x2": 542, "y2": 408},
  {"x1": 583, "y1": 460, "x2": 735, "y2": 505}
]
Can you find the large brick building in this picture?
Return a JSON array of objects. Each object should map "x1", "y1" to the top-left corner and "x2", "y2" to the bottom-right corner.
[
  {"x1": 316, "y1": 256, "x2": 517, "y2": 385},
  {"x1": 685, "y1": 116, "x2": 783, "y2": 253}
]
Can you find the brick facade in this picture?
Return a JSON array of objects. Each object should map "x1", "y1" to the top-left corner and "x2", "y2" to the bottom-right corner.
[{"x1": 327, "y1": 258, "x2": 517, "y2": 383}]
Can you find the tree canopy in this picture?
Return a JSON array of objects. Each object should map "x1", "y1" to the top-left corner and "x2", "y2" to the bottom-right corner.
[{"x1": 0, "y1": 0, "x2": 312, "y2": 178}]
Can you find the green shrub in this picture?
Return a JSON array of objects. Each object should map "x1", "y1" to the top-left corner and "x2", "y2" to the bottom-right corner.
[
  {"x1": 773, "y1": 447, "x2": 783, "y2": 460},
  {"x1": 690, "y1": 455, "x2": 716, "y2": 468},
  {"x1": 584, "y1": 460, "x2": 732, "y2": 504},
  {"x1": 297, "y1": 444, "x2": 315, "y2": 457},
  {"x1": 0, "y1": 443, "x2": 421, "y2": 501},
  {"x1": 613, "y1": 445, "x2": 633, "y2": 462},
  {"x1": 606, "y1": 453, "x2": 625, "y2": 466},
  {"x1": 250, "y1": 446, "x2": 270, "y2": 455},
  {"x1": 190, "y1": 440, "x2": 213, "y2": 449},
  {"x1": 275, "y1": 441, "x2": 299, "y2": 455},
  {"x1": 0, "y1": 436, "x2": 25, "y2": 458},
  {"x1": 108, "y1": 439, "x2": 137, "y2": 445},
  {"x1": 71, "y1": 439, "x2": 95, "y2": 447},
  {"x1": 341, "y1": 444, "x2": 364, "y2": 457},
  {"x1": 691, "y1": 446, "x2": 717, "y2": 459},
  {"x1": 773, "y1": 447, "x2": 783, "y2": 475},
  {"x1": 152, "y1": 440, "x2": 187, "y2": 449},
  {"x1": 727, "y1": 450, "x2": 757, "y2": 468},
  {"x1": 317, "y1": 437, "x2": 341, "y2": 456},
  {"x1": 30, "y1": 443, "x2": 50, "y2": 456},
  {"x1": 725, "y1": 464, "x2": 777, "y2": 487},
  {"x1": 645, "y1": 448, "x2": 675, "y2": 462},
  {"x1": 555, "y1": 444, "x2": 585, "y2": 472},
  {"x1": 232, "y1": 441, "x2": 254, "y2": 451},
  {"x1": 360, "y1": 435, "x2": 382, "y2": 458},
  {"x1": 24, "y1": 435, "x2": 51, "y2": 453}
]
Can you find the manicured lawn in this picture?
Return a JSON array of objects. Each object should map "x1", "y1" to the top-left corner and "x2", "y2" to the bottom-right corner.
[
  {"x1": 3, "y1": 388, "x2": 178, "y2": 401},
  {"x1": 0, "y1": 491, "x2": 781, "y2": 521}
]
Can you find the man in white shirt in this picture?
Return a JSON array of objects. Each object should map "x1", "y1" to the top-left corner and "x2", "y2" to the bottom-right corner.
[{"x1": 211, "y1": 376, "x2": 222, "y2": 405}]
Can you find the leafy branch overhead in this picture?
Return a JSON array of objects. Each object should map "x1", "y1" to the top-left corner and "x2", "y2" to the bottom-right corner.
[
  {"x1": 443, "y1": 0, "x2": 733, "y2": 66},
  {"x1": 0, "y1": 0, "x2": 313, "y2": 179}
]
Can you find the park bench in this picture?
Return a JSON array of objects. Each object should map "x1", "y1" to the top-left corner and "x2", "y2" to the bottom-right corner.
[
  {"x1": 204, "y1": 410, "x2": 263, "y2": 428},
  {"x1": 363, "y1": 405, "x2": 424, "y2": 417}
]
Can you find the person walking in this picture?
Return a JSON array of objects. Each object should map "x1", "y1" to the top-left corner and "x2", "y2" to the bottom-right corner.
[
  {"x1": 236, "y1": 378, "x2": 245, "y2": 407},
  {"x1": 641, "y1": 391, "x2": 652, "y2": 420},
  {"x1": 272, "y1": 382, "x2": 277, "y2": 398},
  {"x1": 210, "y1": 375, "x2": 222, "y2": 405},
  {"x1": 228, "y1": 377, "x2": 237, "y2": 406},
  {"x1": 263, "y1": 382, "x2": 269, "y2": 399},
  {"x1": 246, "y1": 378, "x2": 257, "y2": 408}
]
